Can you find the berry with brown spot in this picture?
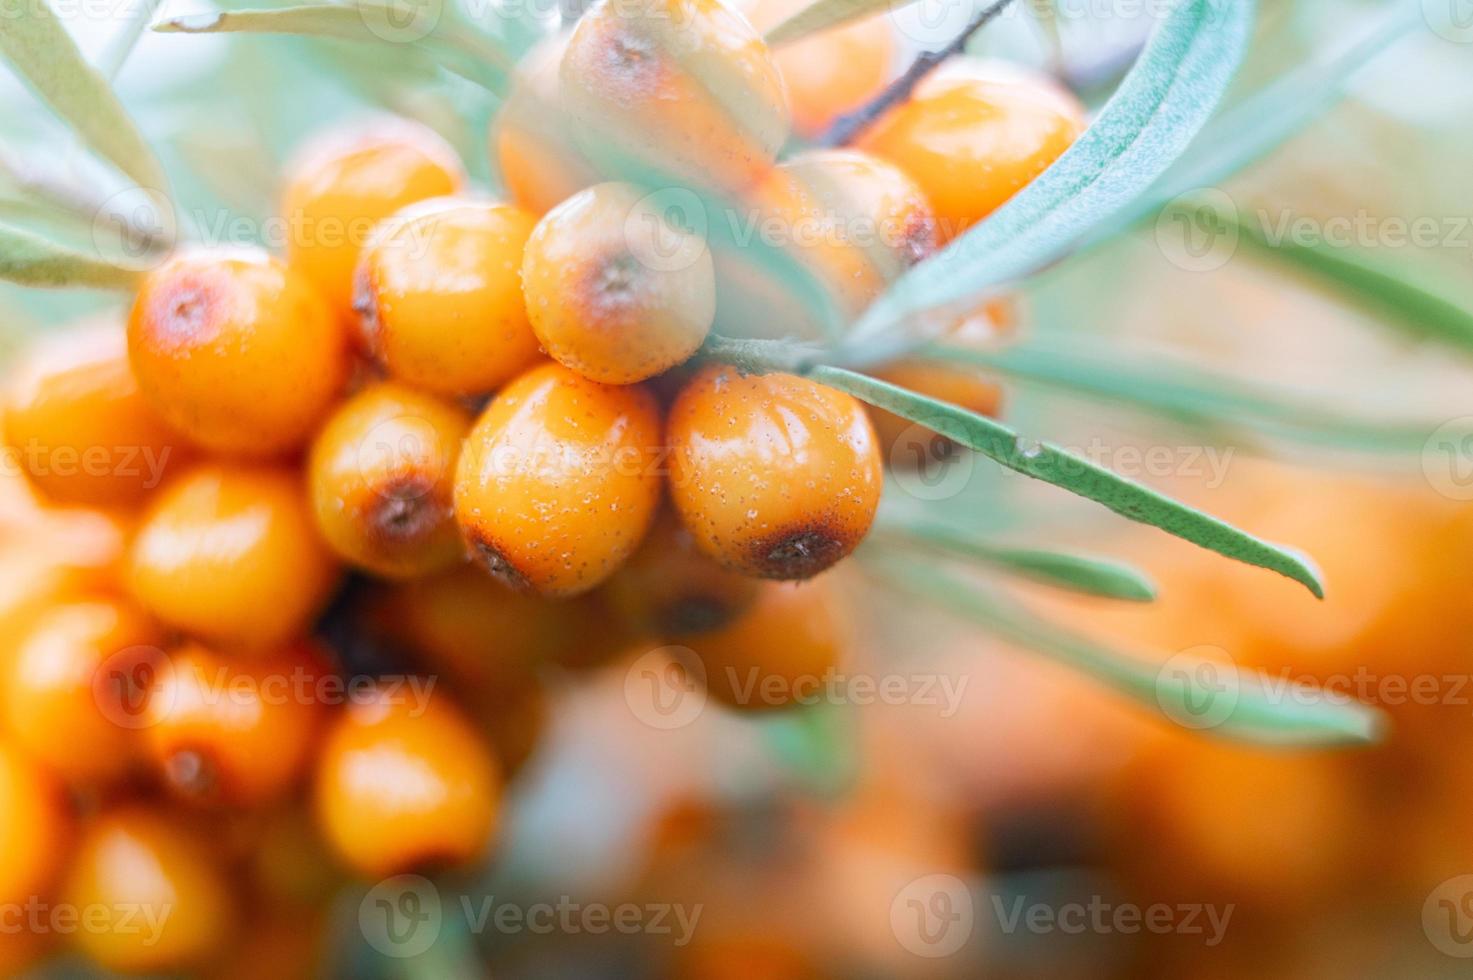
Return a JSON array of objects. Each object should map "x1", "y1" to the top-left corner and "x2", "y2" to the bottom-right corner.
[
  {"x1": 522, "y1": 181, "x2": 715, "y2": 385},
  {"x1": 309, "y1": 382, "x2": 471, "y2": 579},
  {"x1": 453, "y1": 362, "x2": 663, "y2": 597},
  {"x1": 127, "y1": 247, "x2": 348, "y2": 457},
  {"x1": 354, "y1": 198, "x2": 542, "y2": 397},
  {"x1": 668, "y1": 365, "x2": 882, "y2": 579}
]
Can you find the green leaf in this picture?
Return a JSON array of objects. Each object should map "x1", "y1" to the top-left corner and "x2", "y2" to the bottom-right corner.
[
  {"x1": 922, "y1": 336, "x2": 1441, "y2": 454},
  {"x1": 848, "y1": 0, "x2": 1256, "y2": 345},
  {"x1": 153, "y1": 5, "x2": 513, "y2": 94},
  {"x1": 764, "y1": 0, "x2": 902, "y2": 47},
  {"x1": 874, "y1": 512, "x2": 1158, "y2": 601},
  {"x1": 1192, "y1": 198, "x2": 1473, "y2": 358},
  {"x1": 0, "y1": 222, "x2": 144, "y2": 290},
  {"x1": 812, "y1": 365, "x2": 1325, "y2": 597},
  {"x1": 868, "y1": 555, "x2": 1382, "y2": 746},
  {"x1": 0, "y1": 0, "x2": 171, "y2": 195}
]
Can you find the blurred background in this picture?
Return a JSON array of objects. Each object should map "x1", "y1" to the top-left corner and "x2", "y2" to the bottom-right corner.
[{"x1": 5, "y1": 0, "x2": 1473, "y2": 976}]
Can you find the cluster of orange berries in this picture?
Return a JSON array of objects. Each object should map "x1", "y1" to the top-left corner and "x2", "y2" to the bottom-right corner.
[{"x1": 0, "y1": 0, "x2": 1082, "y2": 972}]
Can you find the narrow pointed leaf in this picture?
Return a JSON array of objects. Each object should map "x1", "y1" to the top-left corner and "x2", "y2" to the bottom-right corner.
[
  {"x1": 813, "y1": 365, "x2": 1324, "y2": 597},
  {"x1": 0, "y1": 0, "x2": 170, "y2": 195},
  {"x1": 849, "y1": 0, "x2": 1255, "y2": 345},
  {"x1": 875, "y1": 514, "x2": 1158, "y2": 601},
  {"x1": 0, "y1": 223, "x2": 144, "y2": 289},
  {"x1": 1196, "y1": 200, "x2": 1473, "y2": 357},
  {"x1": 154, "y1": 6, "x2": 512, "y2": 94},
  {"x1": 922, "y1": 337, "x2": 1442, "y2": 453},
  {"x1": 870, "y1": 556, "x2": 1381, "y2": 746}
]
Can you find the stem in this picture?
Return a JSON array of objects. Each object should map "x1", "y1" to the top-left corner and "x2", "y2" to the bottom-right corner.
[
  {"x1": 698, "y1": 335, "x2": 826, "y2": 375},
  {"x1": 817, "y1": 0, "x2": 1019, "y2": 148}
]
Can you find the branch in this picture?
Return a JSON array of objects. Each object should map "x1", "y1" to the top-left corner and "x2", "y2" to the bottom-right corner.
[{"x1": 817, "y1": 0, "x2": 1019, "y2": 147}]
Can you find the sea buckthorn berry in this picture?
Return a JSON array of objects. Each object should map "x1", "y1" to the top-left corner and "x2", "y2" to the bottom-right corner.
[
  {"x1": 0, "y1": 466, "x2": 131, "y2": 581},
  {"x1": 496, "y1": 33, "x2": 601, "y2": 214},
  {"x1": 127, "y1": 247, "x2": 348, "y2": 456},
  {"x1": 454, "y1": 362, "x2": 663, "y2": 597},
  {"x1": 248, "y1": 806, "x2": 343, "y2": 910},
  {"x1": 683, "y1": 580, "x2": 845, "y2": 710},
  {"x1": 713, "y1": 149, "x2": 936, "y2": 341},
  {"x1": 0, "y1": 742, "x2": 72, "y2": 907},
  {"x1": 522, "y1": 181, "x2": 715, "y2": 384},
  {"x1": 0, "y1": 597, "x2": 165, "y2": 786},
  {"x1": 62, "y1": 806, "x2": 235, "y2": 974},
  {"x1": 314, "y1": 683, "x2": 501, "y2": 877},
  {"x1": 606, "y1": 508, "x2": 760, "y2": 636},
  {"x1": 3, "y1": 323, "x2": 186, "y2": 507},
  {"x1": 479, "y1": 679, "x2": 549, "y2": 780},
  {"x1": 281, "y1": 118, "x2": 466, "y2": 321},
  {"x1": 127, "y1": 462, "x2": 340, "y2": 651},
  {"x1": 0, "y1": 930, "x2": 49, "y2": 977},
  {"x1": 668, "y1": 365, "x2": 883, "y2": 579},
  {"x1": 368, "y1": 565, "x2": 634, "y2": 691},
  {"x1": 560, "y1": 0, "x2": 790, "y2": 192},
  {"x1": 143, "y1": 642, "x2": 328, "y2": 807},
  {"x1": 355, "y1": 198, "x2": 542, "y2": 397},
  {"x1": 748, "y1": 0, "x2": 894, "y2": 135},
  {"x1": 309, "y1": 382, "x2": 472, "y2": 578},
  {"x1": 858, "y1": 57, "x2": 1086, "y2": 242}
]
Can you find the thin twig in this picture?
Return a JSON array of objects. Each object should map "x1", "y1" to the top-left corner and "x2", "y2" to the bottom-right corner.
[{"x1": 818, "y1": 0, "x2": 1020, "y2": 148}]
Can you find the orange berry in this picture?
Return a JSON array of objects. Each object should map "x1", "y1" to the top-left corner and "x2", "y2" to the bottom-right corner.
[
  {"x1": 0, "y1": 467, "x2": 131, "y2": 582},
  {"x1": 355, "y1": 198, "x2": 542, "y2": 397},
  {"x1": 495, "y1": 32, "x2": 600, "y2": 214},
  {"x1": 314, "y1": 684, "x2": 501, "y2": 877},
  {"x1": 127, "y1": 462, "x2": 340, "y2": 651},
  {"x1": 668, "y1": 365, "x2": 882, "y2": 579},
  {"x1": 523, "y1": 181, "x2": 715, "y2": 384},
  {"x1": 454, "y1": 362, "x2": 663, "y2": 596},
  {"x1": 366, "y1": 564, "x2": 626, "y2": 692},
  {"x1": 143, "y1": 641, "x2": 328, "y2": 807},
  {"x1": 127, "y1": 247, "x2": 348, "y2": 456},
  {"x1": 281, "y1": 118, "x2": 466, "y2": 321},
  {"x1": 62, "y1": 806, "x2": 235, "y2": 974},
  {"x1": 715, "y1": 149, "x2": 937, "y2": 340},
  {"x1": 246, "y1": 805, "x2": 343, "y2": 909},
  {"x1": 0, "y1": 742, "x2": 73, "y2": 907},
  {"x1": 682, "y1": 579, "x2": 844, "y2": 710},
  {"x1": 605, "y1": 508, "x2": 759, "y2": 636},
  {"x1": 561, "y1": 0, "x2": 790, "y2": 192},
  {"x1": 308, "y1": 382, "x2": 472, "y2": 578},
  {"x1": 3, "y1": 323, "x2": 186, "y2": 507},
  {"x1": 748, "y1": 0, "x2": 894, "y2": 135},
  {"x1": 0, "y1": 930, "x2": 50, "y2": 976},
  {"x1": 482, "y1": 681, "x2": 548, "y2": 779},
  {"x1": 858, "y1": 57, "x2": 1086, "y2": 241},
  {"x1": 0, "y1": 596, "x2": 165, "y2": 786}
]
